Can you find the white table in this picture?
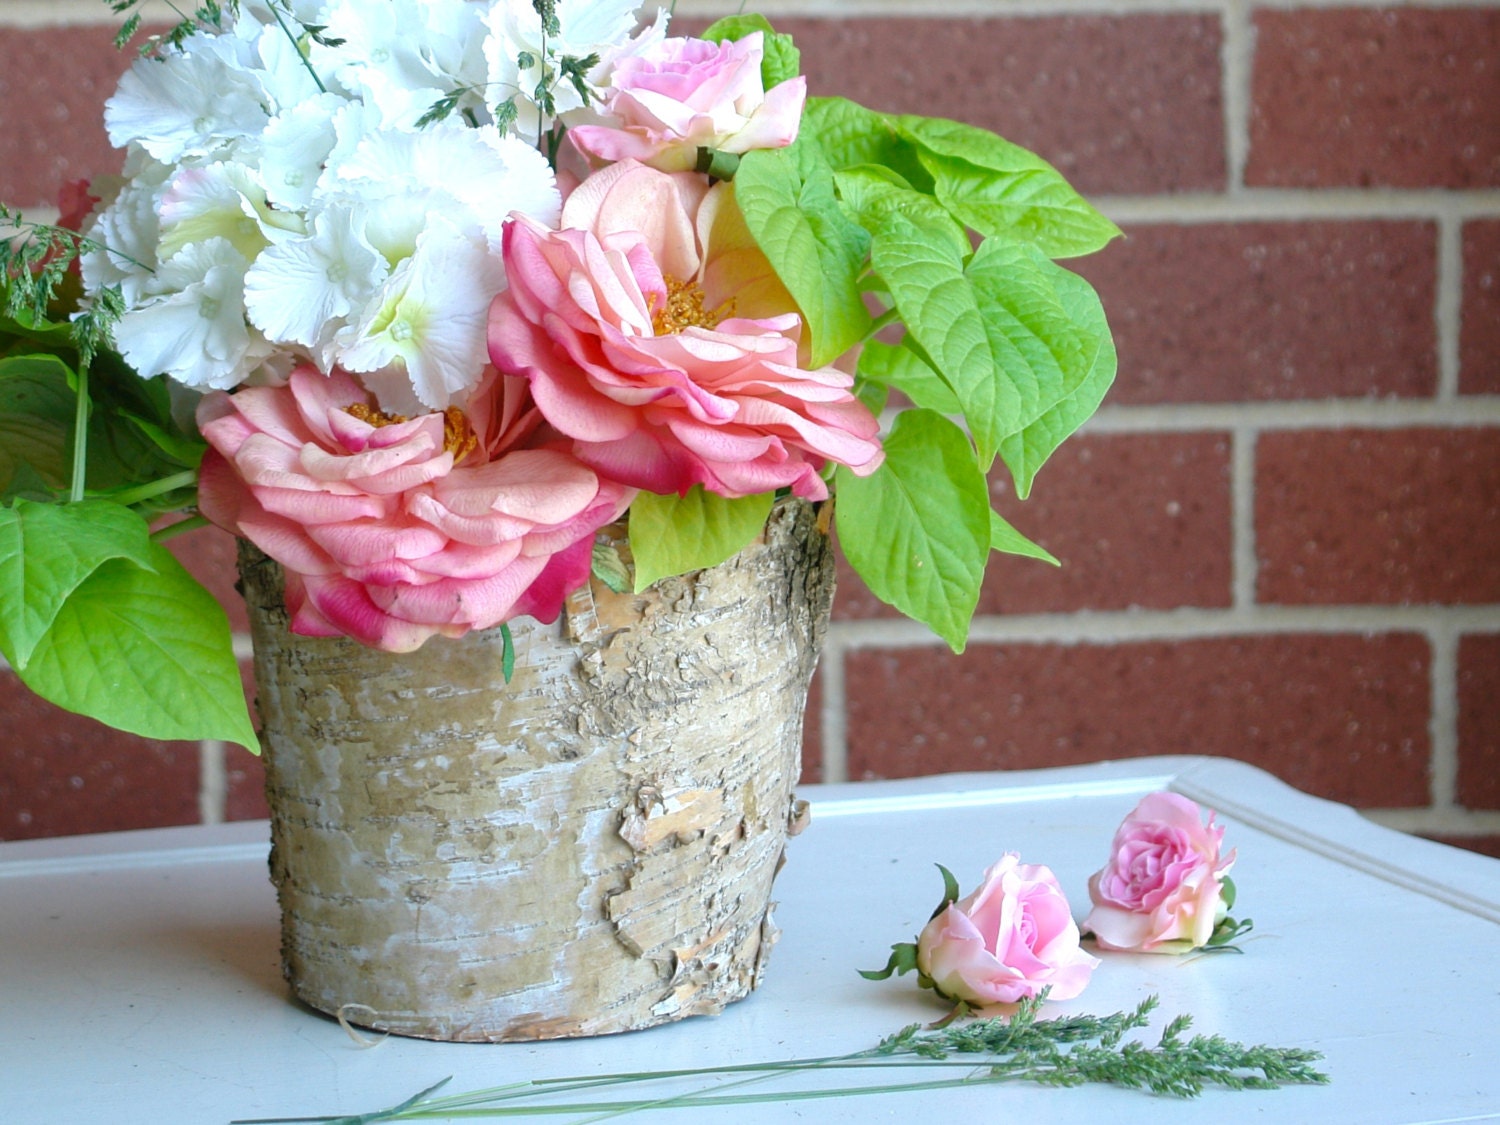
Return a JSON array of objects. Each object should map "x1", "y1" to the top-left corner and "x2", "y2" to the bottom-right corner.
[{"x1": 4, "y1": 756, "x2": 1498, "y2": 1124}]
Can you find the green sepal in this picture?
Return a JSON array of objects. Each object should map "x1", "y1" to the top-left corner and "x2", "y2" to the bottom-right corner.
[
  {"x1": 626, "y1": 487, "x2": 774, "y2": 593},
  {"x1": 931, "y1": 862, "x2": 962, "y2": 919},
  {"x1": 858, "y1": 940, "x2": 920, "y2": 981}
]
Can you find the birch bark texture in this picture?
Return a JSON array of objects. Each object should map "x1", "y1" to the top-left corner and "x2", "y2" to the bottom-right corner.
[{"x1": 239, "y1": 498, "x2": 834, "y2": 1041}]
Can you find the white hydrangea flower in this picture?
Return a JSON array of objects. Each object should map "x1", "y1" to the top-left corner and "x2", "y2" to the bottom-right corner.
[
  {"x1": 243, "y1": 204, "x2": 388, "y2": 351},
  {"x1": 112, "y1": 238, "x2": 264, "y2": 390},
  {"x1": 260, "y1": 94, "x2": 343, "y2": 211},
  {"x1": 79, "y1": 148, "x2": 170, "y2": 306},
  {"x1": 337, "y1": 218, "x2": 506, "y2": 411},
  {"x1": 104, "y1": 32, "x2": 269, "y2": 164},
  {"x1": 85, "y1": 0, "x2": 654, "y2": 406}
]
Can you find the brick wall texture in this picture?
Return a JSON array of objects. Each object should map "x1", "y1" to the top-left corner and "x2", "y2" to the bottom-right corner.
[{"x1": 1, "y1": 0, "x2": 1497, "y2": 855}]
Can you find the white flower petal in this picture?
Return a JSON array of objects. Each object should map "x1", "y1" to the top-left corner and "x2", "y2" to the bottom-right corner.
[{"x1": 244, "y1": 206, "x2": 388, "y2": 348}]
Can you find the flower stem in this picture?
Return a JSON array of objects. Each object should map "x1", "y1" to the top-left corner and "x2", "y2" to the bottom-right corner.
[
  {"x1": 69, "y1": 365, "x2": 89, "y2": 504},
  {"x1": 104, "y1": 468, "x2": 199, "y2": 509}
]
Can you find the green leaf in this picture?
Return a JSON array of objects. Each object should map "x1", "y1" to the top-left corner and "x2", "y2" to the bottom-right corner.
[
  {"x1": 834, "y1": 410, "x2": 990, "y2": 652},
  {"x1": 898, "y1": 115, "x2": 1122, "y2": 257},
  {"x1": 627, "y1": 487, "x2": 775, "y2": 593},
  {"x1": 870, "y1": 214, "x2": 1087, "y2": 468},
  {"x1": 803, "y1": 97, "x2": 933, "y2": 191},
  {"x1": 13, "y1": 540, "x2": 258, "y2": 753},
  {"x1": 0, "y1": 354, "x2": 75, "y2": 498},
  {"x1": 994, "y1": 263, "x2": 1116, "y2": 498},
  {"x1": 0, "y1": 497, "x2": 158, "y2": 668},
  {"x1": 990, "y1": 508, "x2": 1059, "y2": 565},
  {"x1": 735, "y1": 138, "x2": 873, "y2": 368},
  {"x1": 699, "y1": 14, "x2": 801, "y2": 89},
  {"x1": 834, "y1": 165, "x2": 970, "y2": 258},
  {"x1": 590, "y1": 541, "x2": 631, "y2": 594},
  {"x1": 856, "y1": 338, "x2": 960, "y2": 415}
]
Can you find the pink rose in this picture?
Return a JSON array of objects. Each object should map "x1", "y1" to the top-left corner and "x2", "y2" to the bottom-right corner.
[
  {"x1": 916, "y1": 855, "x2": 1099, "y2": 1007},
  {"x1": 487, "y1": 159, "x2": 883, "y2": 500},
  {"x1": 196, "y1": 365, "x2": 633, "y2": 652},
  {"x1": 569, "y1": 33, "x2": 807, "y2": 172},
  {"x1": 1083, "y1": 792, "x2": 1238, "y2": 954}
]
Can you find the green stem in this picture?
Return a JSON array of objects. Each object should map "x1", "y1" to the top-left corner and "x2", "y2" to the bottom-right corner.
[
  {"x1": 862, "y1": 308, "x2": 901, "y2": 342},
  {"x1": 150, "y1": 514, "x2": 208, "y2": 543},
  {"x1": 69, "y1": 365, "x2": 89, "y2": 504},
  {"x1": 102, "y1": 468, "x2": 198, "y2": 509},
  {"x1": 266, "y1": 0, "x2": 327, "y2": 94}
]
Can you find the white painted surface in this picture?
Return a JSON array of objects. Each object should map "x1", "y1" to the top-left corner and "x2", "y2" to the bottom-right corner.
[{"x1": 4, "y1": 756, "x2": 1498, "y2": 1124}]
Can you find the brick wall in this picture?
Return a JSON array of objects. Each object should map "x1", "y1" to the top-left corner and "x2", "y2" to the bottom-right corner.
[{"x1": 1, "y1": 0, "x2": 1497, "y2": 856}]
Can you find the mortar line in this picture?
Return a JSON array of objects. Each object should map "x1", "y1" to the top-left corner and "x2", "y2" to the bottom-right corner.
[
  {"x1": 818, "y1": 639, "x2": 849, "y2": 785},
  {"x1": 1435, "y1": 210, "x2": 1464, "y2": 401},
  {"x1": 1365, "y1": 807, "x2": 1500, "y2": 837},
  {"x1": 1097, "y1": 190, "x2": 1500, "y2": 224},
  {"x1": 1220, "y1": 0, "x2": 1253, "y2": 192},
  {"x1": 1427, "y1": 624, "x2": 1460, "y2": 812},
  {"x1": 1083, "y1": 398, "x2": 1500, "y2": 434},
  {"x1": 1230, "y1": 425, "x2": 1258, "y2": 610},
  {"x1": 826, "y1": 605, "x2": 1500, "y2": 648},
  {"x1": 198, "y1": 739, "x2": 226, "y2": 826}
]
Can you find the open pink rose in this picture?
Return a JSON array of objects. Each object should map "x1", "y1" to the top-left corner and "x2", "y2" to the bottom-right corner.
[
  {"x1": 488, "y1": 159, "x2": 882, "y2": 500},
  {"x1": 569, "y1": 32, "x2": 807, "y2": 172},
  {"x1": 916, "y1": 855, "x2": 1099, "y2": 1007},
  {"x1": 196, "y1": 365, "x2": 633, "y2": 652},
  {"x1": 1083, "y1": 792, "x2": 1237, "y2": 953}
]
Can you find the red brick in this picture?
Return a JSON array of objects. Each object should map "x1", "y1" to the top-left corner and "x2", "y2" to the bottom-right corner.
[
  {"x1": 1256, "y1": 429, "x2": 1500, "y2": 606},
  {"x1": 800, "y1": 666, "x2": 824, "y2": 784},
  {"x1": 0, "y1": 24, "x2": 132, "y2": 208},
  {"x1": 163, "y1": 522, "x2": 249, "y2": 634},
  {"x1": 1461, "y1": 220, "x2": 1500, "y2": 395},
  {"x1": 845, "y1": 634, "x2": 1431, "y2": 807},
  {"x1": 1423, "y1": 835, "x2": 1500, "y2": 860},
  {"x1": 1073, "y1": 222, "x2": 1437, "y2": 404},
  {"x1": 1457, "y1": 634, "x2": 1500, "y2": 810},
  {"x1": 835, "y1": 432, "x2": 1233, "y2": 619},
  {"x1": 1248, "y1": 8, "x2": 1500, "y2": 189},
  {"x1": 0, "y1": 670, "x2": 199, "y2": 840},
  {"x1": 681, "y1": 14, "x2": 1225, "y2": 196},
  {"x1": 224, "y1": 742, "x2": 269, "y2": 822}
]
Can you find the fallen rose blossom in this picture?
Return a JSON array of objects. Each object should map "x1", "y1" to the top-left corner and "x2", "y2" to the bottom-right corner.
[
  {"x1": 487, "y1": 159, "x2": 883, "y2": 501},
  {"x1": 917, "y1": 855, "x2": 1099, "y2": 1007},
  {"x1": 1083, "y1": 792, "x2": 1238, "y2": 954},
  {"x1": 196, "y1": 364, "x2": 633, "y2": 652}
]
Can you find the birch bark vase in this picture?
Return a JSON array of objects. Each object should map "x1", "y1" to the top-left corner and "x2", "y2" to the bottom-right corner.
[{"x1": 239, "y1": 498, "x2": 833, "y2": 1042}]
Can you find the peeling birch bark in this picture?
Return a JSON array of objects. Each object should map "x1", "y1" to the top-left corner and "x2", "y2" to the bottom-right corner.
[{"x1": 240, "y1": 499, "x2": 834, "y2": 1042}]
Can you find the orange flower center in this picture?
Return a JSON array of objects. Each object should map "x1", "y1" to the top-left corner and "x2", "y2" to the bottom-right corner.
[
  {"x1": 346, "y1": 401, "x2": 479, "y2": 463},
  {"x1": 652, "y1": 275, "x2": 734, "y2": 335}
]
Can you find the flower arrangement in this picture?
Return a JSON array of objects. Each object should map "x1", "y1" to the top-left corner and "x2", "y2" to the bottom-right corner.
[{"x1": 0, "y1": 0, "x2": 1117, "y2": 752}]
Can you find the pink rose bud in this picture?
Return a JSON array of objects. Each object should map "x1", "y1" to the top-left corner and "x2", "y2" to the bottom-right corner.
[
  {"x1": 1083, "y1": 792, "x2": 1241, "y2": 954},
  {"x1": 569, "y1": 32, "x2": 807, "y2": 172},
  {"x1": 915, "y1": 855, "x2": 1099, "y2": 1007}
]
